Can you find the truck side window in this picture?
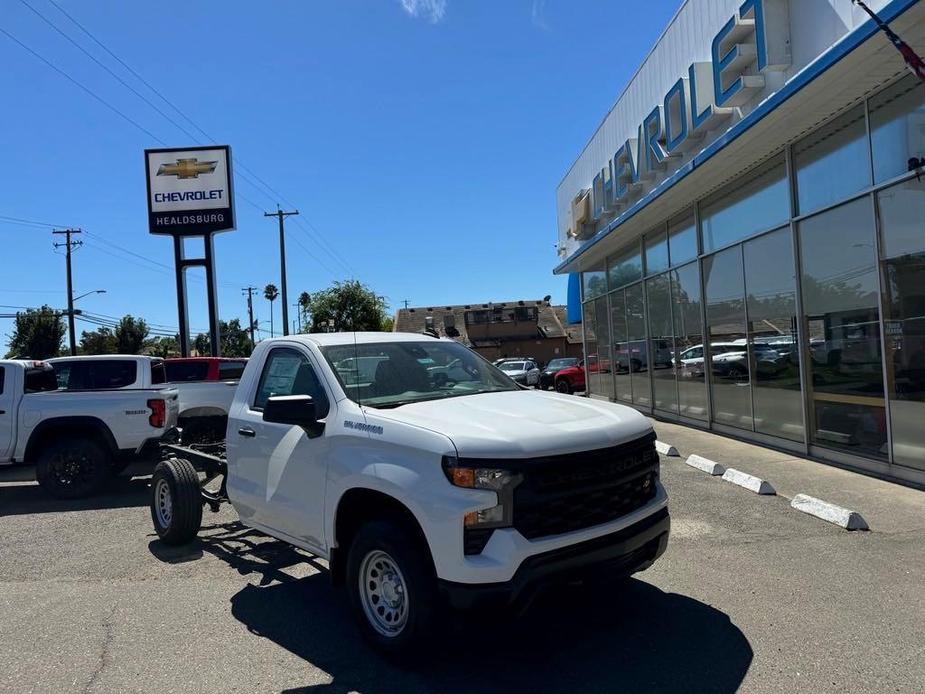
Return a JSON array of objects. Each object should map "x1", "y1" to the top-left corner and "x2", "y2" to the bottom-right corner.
[
  {"x1": 253, "y1": 348, "x2": 329, "y2": 418},
  {"x1": 150, "y1": 360, "x2": 167, "y2": 385},
  {"x1": 219, "y1": 361, "x2": 246, "y2": 380}
]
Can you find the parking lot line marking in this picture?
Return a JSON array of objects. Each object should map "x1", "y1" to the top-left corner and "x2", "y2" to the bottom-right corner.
[
  {"x1": 721, "y1": 468, "x2": 776, "y2": 495},
  {"x1": 790, "y1": 493, "x2": 869, "y2": 531},
  {"x1": 684, "y1": 454, "x2": 725, "y2": 476}
]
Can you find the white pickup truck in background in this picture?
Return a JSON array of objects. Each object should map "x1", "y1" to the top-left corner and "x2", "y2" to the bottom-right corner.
[
  {"x1": 0, "y1": 359, "x2": 178, "y2": 498},
  {"x1": 50, "y1": 355, "x2": 243, "y2": 443}
]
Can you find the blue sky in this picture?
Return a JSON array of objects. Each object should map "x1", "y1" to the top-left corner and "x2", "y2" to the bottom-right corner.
[{"x1": 0, "y1": 0, "x2": 680, "y2": 345}]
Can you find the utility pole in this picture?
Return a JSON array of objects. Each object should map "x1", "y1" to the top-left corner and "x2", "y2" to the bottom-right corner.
[
  {"x1": 264, "y1": 206, "x2": 299, "y2": 336},
  {"x1": 242, "y1": 286, "x2": 257, "y2": 346},
  {"x1": 403, "y1": 299, "x2": 410, "y2": 310},
  {"x1": 292, "y1": 302, "x2": 302, "y2": 332},
  {"x1": 52, "y1": 228, "x2": 82, "y2": 356}
]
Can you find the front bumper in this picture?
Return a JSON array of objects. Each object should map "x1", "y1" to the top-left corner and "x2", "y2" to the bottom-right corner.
[{"x1": 440, "y1": 507, "x2": 670, "y2": 611}]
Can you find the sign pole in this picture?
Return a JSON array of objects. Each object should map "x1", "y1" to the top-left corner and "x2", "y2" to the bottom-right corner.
[
  {"x1": 173, "y1": 235, "x2": 191, "y2": 357},
  {"x1": 204, "y1": 234, "x2": 221, "y2": 356}
]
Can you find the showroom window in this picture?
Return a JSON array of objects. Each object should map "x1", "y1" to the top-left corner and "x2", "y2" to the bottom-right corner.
[
  {"x1": 700, "y1": 155, "x2": 789, "y2": 253},
  {"x1": 582, "y1": 267, "x2": 607, "y2": 300},
  {"x1": 644, "y1": 228, "x2": 669, "y2": 276},
  {"x1": 610, "y1": 290, "x2": 632, "y2": 403},
  {"x1": 668, "y1": 210, "x2": 697, "y2": 266},
  {"x1": 672, "y1": 261, "x2": 707, "y2": 420},
  {"x1": 608, "y1": 243, "x2": 643, "y2": 289},
  {"x1": 869, "y1": 75, "x2": 925, "y2": 185},
  {"x1": 625, "y1": 283, "x2": 650, "y2": 407},
  {"x1": 647, "y1": 272, "x2": 677, "y2": 414},
  {"x1": 793, "y1": 103, "x2": 870, "y2": 215},
  {"x1": 877, "y1": 176, "x2": 925, "y2": 471},
  {"x1": 799, "y1": 196, "x2": 886, "y2": 458}
]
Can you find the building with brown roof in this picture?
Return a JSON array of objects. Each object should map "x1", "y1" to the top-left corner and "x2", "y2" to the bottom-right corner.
[{"x1": 393, "y1": 299, "x2": 582, "y2": 365}]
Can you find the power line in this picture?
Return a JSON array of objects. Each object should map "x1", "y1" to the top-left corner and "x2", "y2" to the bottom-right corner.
[{"x1": 39, "y1": 0, "x2": 355, "y2": 277}]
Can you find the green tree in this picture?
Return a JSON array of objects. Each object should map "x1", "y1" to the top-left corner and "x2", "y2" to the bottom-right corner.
[
  {"x1": 264, "y1": 284, "x2": 279, "y2": 337},
  {"x1": 297, "y1": 291, "x2": 311, "y2": 333},
  {"x1": 144, "y1": 335, "x2": 180, "y2": 358},
  {"x1": 220, "y1": 318, "x2": 253, "y2": 357},
  {"x1": 114, "y1": 315, "x2": 149, "y2": 354},
  {"x1": 4, "y1": 306, "x2": 66, "y2": 359},
  {"x1": 79, "y1": 327, "x2": 117, "y2": 355},
  {"x1": 193, "y1": 332, "x2": 210, "y2": 356},
  {"x1": 303, "y1": 280, "x2": 388, "y2": 332},
  {"x1": 381, "y1": 315, "x2": 395, "y2": 332}
]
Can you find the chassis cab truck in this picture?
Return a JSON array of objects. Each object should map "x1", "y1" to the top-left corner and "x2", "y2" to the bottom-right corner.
[{"x1": 151, "y1": 333, "x2": 669, "y2": 655}]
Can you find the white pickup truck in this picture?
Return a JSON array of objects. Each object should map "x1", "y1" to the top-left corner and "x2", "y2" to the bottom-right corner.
[
  {"x1": 50, "y1": 355, "x2": 239, "y2": 442},
  {"x1": 0, "y1": 359, "x2": 179, "y2": 498},
  {"x1": 150, "y1": 333, "x2": 669, "y2": 656}
]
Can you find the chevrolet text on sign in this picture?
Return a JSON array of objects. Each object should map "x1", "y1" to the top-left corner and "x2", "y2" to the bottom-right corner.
[{"x1": 144, "y1": 145, "x2": 235, "y2": 236}]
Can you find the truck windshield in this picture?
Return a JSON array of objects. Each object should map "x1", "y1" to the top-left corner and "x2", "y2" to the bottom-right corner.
[{"x1": 320, "y1": 340, "x2": 518, "y2": 408}]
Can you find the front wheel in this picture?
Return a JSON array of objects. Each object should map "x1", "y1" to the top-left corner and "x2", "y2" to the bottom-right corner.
[
  {"x1": 555, "y1": 378, "x2": 572, "y2": 394},
  {"x1": 346, "y1": 520, "x2": 439, "y2": 657},
  {"x1": 150, "y1": 458, "x2": 203, "y2": 545}
]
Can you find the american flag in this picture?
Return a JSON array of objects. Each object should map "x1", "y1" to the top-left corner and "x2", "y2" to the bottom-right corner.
[{"x1": 854, "y1": 0, "x2": 925, "y2": 84}]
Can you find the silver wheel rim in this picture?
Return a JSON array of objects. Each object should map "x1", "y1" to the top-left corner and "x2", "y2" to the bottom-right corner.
[
  {"x1": 155, "y1": 479, "x2": 172, "y2": 529},
  {"x1": 359, "y1": 550, "x2": 409, "y2": 638}
]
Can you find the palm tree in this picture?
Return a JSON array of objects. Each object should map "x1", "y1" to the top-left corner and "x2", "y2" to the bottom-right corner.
[
  {"x1": 297, "y1": 292, "x2": 311, "y2": 333},
  {"x1": 264, "y1": 283, "x2": 279, "y2": 337}
]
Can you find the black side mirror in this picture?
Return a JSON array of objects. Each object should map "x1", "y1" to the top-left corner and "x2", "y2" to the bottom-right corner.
[{"x1": 263, "y1": 395, "x2": 325, "y2": 438}]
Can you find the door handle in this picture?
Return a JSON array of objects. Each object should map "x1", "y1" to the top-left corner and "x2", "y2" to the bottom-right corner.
[
  {"x1": 237, "y1": 426, "x2": 256, "y2": 438},
  {"x1": 0, "y1": 410, "x2": 5, "y2": 415}
]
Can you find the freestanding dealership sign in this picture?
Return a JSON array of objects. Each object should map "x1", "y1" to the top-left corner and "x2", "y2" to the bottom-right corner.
[{"x1": 144, "y1": 145, "x2": 235, "y2": 357}]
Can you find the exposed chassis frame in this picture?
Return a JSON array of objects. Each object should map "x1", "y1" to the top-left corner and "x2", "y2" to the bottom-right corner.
[{"x1": 163, "y1": 442, "x2": 229, "y2": 513}]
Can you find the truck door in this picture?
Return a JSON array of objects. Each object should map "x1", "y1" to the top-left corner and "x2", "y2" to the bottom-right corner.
[
  {"x1": 229, "y1": 346, "x2": 333, "y2": 551},
  {"x1": 0, "y1": 366, "x2": 13, "y2": 460}
]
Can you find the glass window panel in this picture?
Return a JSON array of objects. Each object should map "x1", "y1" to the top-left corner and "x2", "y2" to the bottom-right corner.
[
  {"x1": 704, "y1": 246, "x2": 752, "y2": 430},
  {"x1": 800, "y1": 196, "x2": 886, "y2": 457},
  {"x1": 744, "y1": 228, "x2": 804, "y2": 442},
  {"x1": 878, "y1": 178, "x2": 925, "y2": 470},
  {"x1": 593, "y1": 297, "x2": 614, "y2": 398},
  {"x1": 869, "y1": 76, "x2": 925, "y2": 185},
  {"x1": 647, "y1": 273, "x2": 678, "y2": 413},
  {"x1": 582, "y1": 268, "x2": 607, "y2": 300},
  {"x1": 794, "y1": 104, "x2": 870, "y2": 215},
  {"x1": 701, "y1": 155, "x2": 789, "y2": 252},
  {"x1": 582, "y1": 300, "x2": 598, "y2": 395},
  {"x1": 645, "y1": 229, "x2": 669, "y2": 276},
  {"x1": 669, "y1": 210, "x2": 697, "y2": 266},
  {"x1": 610, "y1": 290, "x2": 632, "y2": 403},
  {"x1": 672, "y1": 262, "x2": 707, "y2": 420},
  {"x1": 625, "y1": 283, "x2": 650, "y2": 406},
  {"x1": 608, "y1": 244, "x2": 643, "y2": 289}
]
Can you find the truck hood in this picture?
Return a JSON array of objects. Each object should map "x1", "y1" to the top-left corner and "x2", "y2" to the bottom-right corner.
[{"x1": 367, "y1": 390, "x2": 652, "y2": 458}]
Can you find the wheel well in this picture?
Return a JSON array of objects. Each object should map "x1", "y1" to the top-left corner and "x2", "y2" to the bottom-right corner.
[
  {"x1": 23, "y1": 417, "x2": 117, "y2": 463},
  {"x1": 330, "y1": 488, "x2": 428, "y2": 586}
]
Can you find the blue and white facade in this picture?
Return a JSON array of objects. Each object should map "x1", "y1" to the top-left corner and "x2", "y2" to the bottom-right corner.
[{"x1": 555, "y1": 0, "x2": 925, "y2": 486}]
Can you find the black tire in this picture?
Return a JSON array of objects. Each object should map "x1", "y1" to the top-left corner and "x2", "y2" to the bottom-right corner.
[
  {"x1": 150, "y1": 458, "x2": 203, "y2": 545},
  {"x1": 346, "y1": 520, "x2": 440, "y2": 657},
  {"x1": 555, "y1": 378, "x2": 572, "y2": 394},
  {"x1": 35, "y1": 438, "x2": 112, "y2": 499}
]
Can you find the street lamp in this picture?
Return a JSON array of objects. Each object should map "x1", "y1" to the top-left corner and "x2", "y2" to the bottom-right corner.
[
  {"x1": 73, "y1": 289, "x2": 106, "y2": 303},
  {"x1": 66, "y1": 289, "x2": 106, "y2": 355}
]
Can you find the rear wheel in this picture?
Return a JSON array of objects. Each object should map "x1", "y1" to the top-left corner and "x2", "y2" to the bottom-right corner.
[
  {"x1": 346, "y1": 520, "x2": 439, "y2": 657},
  {"x1": 555, "y1": 378, "x2": 572, "y2": 394},
  {"x1": 150, "y1": 458, "x2": 203, "y2": 545},
  {"x1": 35, "y1": 438, "x2": 112, "y2": 499}
]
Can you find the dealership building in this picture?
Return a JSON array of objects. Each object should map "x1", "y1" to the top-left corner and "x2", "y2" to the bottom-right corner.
[{"x1": 555, "y1": 0, "x2": 925, "y2": 486}]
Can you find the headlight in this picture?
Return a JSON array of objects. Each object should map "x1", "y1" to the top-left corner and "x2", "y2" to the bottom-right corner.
[{"x1": 443, "y1": 456, "x2": 521, "y2": 554}]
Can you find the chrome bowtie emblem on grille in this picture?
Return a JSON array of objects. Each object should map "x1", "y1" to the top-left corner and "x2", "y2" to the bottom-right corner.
[{"x1": 156, "y1": 158, "x2": 218, "y2": 179}]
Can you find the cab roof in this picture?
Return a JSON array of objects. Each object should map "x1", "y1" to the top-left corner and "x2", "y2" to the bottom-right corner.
[{"x1": 275, "y1": 331, "x2": 442, "y2": 348}]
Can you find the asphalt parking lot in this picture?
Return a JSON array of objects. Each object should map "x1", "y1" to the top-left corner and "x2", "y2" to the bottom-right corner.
[{"x1": 1, "y1": 431, "x2": 923, "y2": 694}]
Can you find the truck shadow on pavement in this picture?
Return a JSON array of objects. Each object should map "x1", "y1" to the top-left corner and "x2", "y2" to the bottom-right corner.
[
  {"x1": 183, "y1": 521, "x2": 753, "y2": 694},
  {"x1": 0, "y1": 473, "x2": 151, "y2": 516}
]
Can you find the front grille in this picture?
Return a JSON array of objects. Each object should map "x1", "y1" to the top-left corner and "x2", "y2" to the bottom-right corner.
[{"x1": 511, "y1": 434, "x2": 658, "y2": 540}]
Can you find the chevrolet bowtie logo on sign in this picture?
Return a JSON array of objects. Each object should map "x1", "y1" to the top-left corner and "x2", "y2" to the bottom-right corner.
[
  {"x1": 145, "y1": 146, "x2": 235, "y2": 236},
  {"x1": 157, "y1": 158, "x2": 218, "y2": 179}
]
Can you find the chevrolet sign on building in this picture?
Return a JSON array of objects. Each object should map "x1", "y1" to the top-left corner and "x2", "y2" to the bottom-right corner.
[{"x1": 145, "y1": 145, "x2": 234, "y2": 235}]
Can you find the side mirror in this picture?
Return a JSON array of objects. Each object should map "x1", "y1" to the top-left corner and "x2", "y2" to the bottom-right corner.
[{"x1": 263, "y1": 395, "x2": 325, "y2": 438}]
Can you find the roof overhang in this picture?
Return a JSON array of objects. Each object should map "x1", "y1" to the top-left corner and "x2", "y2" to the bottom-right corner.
[{"x1": 554, "y1": 0, "x2": 925, "y2": 275}]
